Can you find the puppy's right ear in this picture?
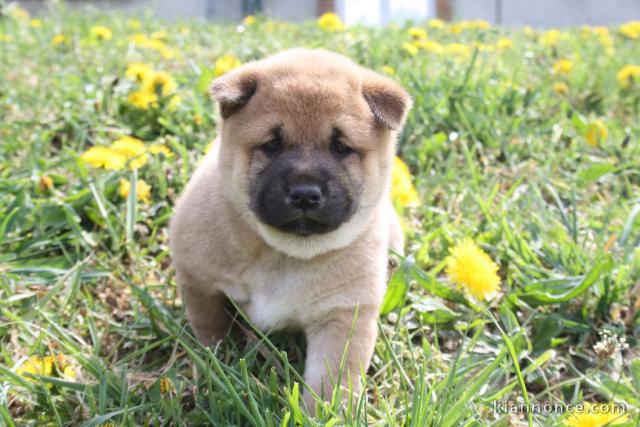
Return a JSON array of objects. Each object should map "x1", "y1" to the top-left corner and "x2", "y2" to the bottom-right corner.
[
  {"x1": 362, "y1": 72, "x2": 412, "y2": 131},
  {"x1": 209, "y1": 68, "x2": 258, "y2": 119}
]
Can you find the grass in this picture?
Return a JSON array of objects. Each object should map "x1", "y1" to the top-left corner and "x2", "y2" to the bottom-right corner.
[{"x1": 1, "y1": 3, "x2": 640, "y2": 426}]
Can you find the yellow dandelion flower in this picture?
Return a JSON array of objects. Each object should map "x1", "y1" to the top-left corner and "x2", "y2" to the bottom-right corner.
[
  {"x1": 53, "y1": 354, "x2": 76, "y2": 380},
  {"x1": 619, "y1": 21, "x2": 640, "y2": 39},
  {"x1": 119, "y1": 179, "x2": 152, "y2": 203},
  {"x1": 580, "y1": 25, "x2": 593, "y2": 38},
  {"x1": 90, "y1": 25, "x2": 112, "y2": 41},
  {"x1": 16, "y1": 354, "x2": 75, "y2": 384},
  {"x1": 585, "y1": 119, "x2": 608, "y2": 146},
  {"x1": 129, "y1": 33, "x2": 149, "y2": 44},
  {"x1": 564, "y1": 402, "x2": 627, "y2": 427},
  {"x1": 553, "y1": 82, "x2": 569, "y2": 96},
  {"x1": 317, "y1": 12, "x2": 345, "y2": 32},
  {"x1": 446, "y1": 239, "x2": 500, "y2": 301},
  {"x1": 128, "y1": 89, "x2": 158, "y2": 109},
  {"x1": 540, "y1": 29, "x2": 567, "y2": 46},
  {"x1": 111, "y1": 136, "x2": 148, "y2": 169},
  {"x1": 119, "y1": 179, "x2": 130, "y2": 199},
  {"x1": 80, "y1": 146, "x2": 127, "y2": 170},
  {"x1": 552, "y1": 59, "x2": 574, "y2": 75},
  {"x1": 428, "y1": 19, "x2": 445, "y2": 29},
  {"x1": 581, "y1": 26, "x2": 614, "y2": 54},
  {"x1": 159, "y1": 377, "x2": 174, "y2": 395},
  {"x1": 449, "y1": 22, "x2": 464, "y2": 34},
  {"x1": 16, "y1": 355, "x2": 54, "y2": 380},
  {"x1": 30, "y1": 19, "x2": 42, "y2": 28},
  {"x1": 391, "y1": 156, "x2": 420, "y2": 209},
  {"x1": 52, "y1": 33, "x2": 69, "y2": 47},
  {"x1": 593, "y1": 26, "x2": 609, "y2": 36},
  {"x1": 149, "y1": 143, "x2": 172, "y2": 156},
  {"x1": 112, "y1": 136, "x2": 146, "y2": 155},
  {"x1": 243, "y1": 15, "x2": 256, "y2": 26},
  {"x1": 0, "y1": 34, "x2": 13, "y2": 42},
  {"x1": 38, "y1": 175, "x2": 54, "y2": 192},
  {"x1": 467, "y1": 20, "x2": 491, "y2": 30},
  {"x1": 523, "y1": 25, "x2": 534, "y2": 37},
  {"x1": 381, "y1": 65, "x2": 395, "y2": 75},
  {"x1": 214, "y1": 54, "x2": 242, "y2": 77},
  {"x1": 408, "y1": 27, "x2": 428, "y2": 40},
  {"x1": 616, "y1": 64, "x2": 640, "y2": 88},
  {"x1": 413, "y1": 39, "x2": 444, "y2": 54},
  {"x1": 497, "y1": 37, "x2": 514, "y2": 50},
  {"x1": 598, "y1": 34, "x2": 614, "y2": 49},
  {"x1": 402, "y1": 42, "x2": 419, "y2": 56},
  {"x1": 445, "y1": 43, "x2": 471, "y2": 57},
  {"x1": 143, "y1": 71, "x2": 177, "y2": 96},
  {"x1": 62, "y1": 364, "x2": 76, "y2": 379},
  {"x1": 125, "y1": 62, "x2": 154, "y2": 83},
  {"x1": 61, "y1": 357, "x2": 75, "y2": 378}
]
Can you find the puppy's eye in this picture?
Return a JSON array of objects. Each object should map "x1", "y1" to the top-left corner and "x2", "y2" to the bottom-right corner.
[
  {"x1": 330, "y1": 138, "x2": 354, "y2": 156},
  {"x1": 261, "y1": 139, "x2": 282, "y2": 155}
]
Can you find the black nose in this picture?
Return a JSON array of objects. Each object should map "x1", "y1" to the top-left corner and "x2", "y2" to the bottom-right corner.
[{"x1": 288, "y1": 183, "x2": 323, "y2": 211}]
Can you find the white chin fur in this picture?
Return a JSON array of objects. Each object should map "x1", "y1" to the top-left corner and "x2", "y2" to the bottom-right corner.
[{"x1": 255, "y1": 206, "x2": 375, "y2": 260}]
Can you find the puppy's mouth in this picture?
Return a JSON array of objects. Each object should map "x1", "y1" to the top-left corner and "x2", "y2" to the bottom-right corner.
[{"x1": 277, "y1": 215, "x2": 333, "y2": 236}]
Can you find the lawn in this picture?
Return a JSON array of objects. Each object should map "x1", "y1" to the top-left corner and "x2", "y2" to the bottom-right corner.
[{"x1": 1, "y1": 3, "x2": 640, "y2": 426}]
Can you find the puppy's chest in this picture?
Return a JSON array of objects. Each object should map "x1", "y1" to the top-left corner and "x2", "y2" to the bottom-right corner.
[
  {"x1": 246, "y1": 274, "x2": 308, "y2": 331},
  {"x1": 217, "y1": 264, "x2": 322, "y2": 331}
]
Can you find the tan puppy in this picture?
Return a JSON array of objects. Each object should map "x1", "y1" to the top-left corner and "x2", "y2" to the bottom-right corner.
[{"x1": 169, "y1": 48, "x2": 411, "y2": 410}]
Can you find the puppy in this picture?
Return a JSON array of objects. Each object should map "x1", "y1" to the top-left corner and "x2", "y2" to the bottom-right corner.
[{"x1": 169, "y1": 48, "x2": 411, "y2": 410}]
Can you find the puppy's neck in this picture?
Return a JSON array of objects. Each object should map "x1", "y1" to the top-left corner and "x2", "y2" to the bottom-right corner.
[{"x1": 251, "y1": 198, "x2": 384, "y2": 260}]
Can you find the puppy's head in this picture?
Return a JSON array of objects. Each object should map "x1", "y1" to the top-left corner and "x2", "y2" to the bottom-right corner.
[{"x1": 210, "y1": 49, "x2": 411, "y2": 259}]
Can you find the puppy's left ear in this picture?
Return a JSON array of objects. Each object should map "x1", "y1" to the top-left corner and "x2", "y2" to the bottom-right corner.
[
  {"x1": 362, "y1": 74, "x2": 412, "y2": 130},
  {"x1": 210, "y1": 67, "x2": 258, "y2": 119}
]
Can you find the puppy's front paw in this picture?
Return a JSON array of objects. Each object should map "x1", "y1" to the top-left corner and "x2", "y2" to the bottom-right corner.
[
  {"x1": 178, "y1": 279, "x2": 232, "y2": 347},
  {"x1": 190, "y1": 325, "x2": 227, "y2": 347},
  {"x1": 303, "y1": 307, "x2": 378, "y2": 414}
]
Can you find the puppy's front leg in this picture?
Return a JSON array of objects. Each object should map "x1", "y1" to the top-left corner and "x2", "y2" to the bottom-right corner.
[
  {"x1": 177, "y1": 270, "x2": 231, "y2": 346},
  {"x1": 302, "y1": 305, "x2": 378, "y2": 412}
]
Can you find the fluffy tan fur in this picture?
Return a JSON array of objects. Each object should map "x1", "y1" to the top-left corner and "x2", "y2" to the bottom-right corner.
[{"x1": 169, "y1": 48, "x2": 411, "y2": 411}]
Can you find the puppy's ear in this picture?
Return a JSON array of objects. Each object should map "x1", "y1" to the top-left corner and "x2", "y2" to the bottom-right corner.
[
  {"x1": 209, "y1": 68, "x2": 258, "y2": 119},
  {"x1": 362, "y1": 74, "x2": 412, "y2": 130}
]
